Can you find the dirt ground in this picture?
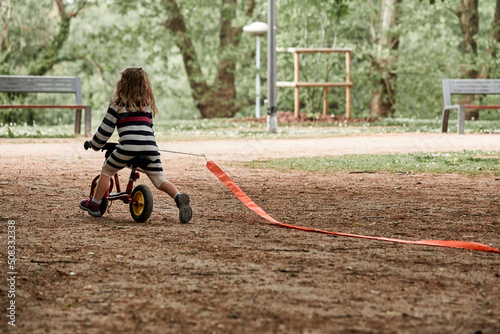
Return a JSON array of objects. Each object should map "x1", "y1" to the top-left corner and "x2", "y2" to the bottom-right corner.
[{"x1": 1, "y1": 133, "x2": 499, "y2": 334}]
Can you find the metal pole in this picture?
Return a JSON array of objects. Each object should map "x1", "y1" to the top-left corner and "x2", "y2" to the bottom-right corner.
[
  {"x1": 255, "y1": 36, "x2": 261, "y2": 118},
  {"x1": 267, "y1": 0, "x2": 278, "y2": 133}
]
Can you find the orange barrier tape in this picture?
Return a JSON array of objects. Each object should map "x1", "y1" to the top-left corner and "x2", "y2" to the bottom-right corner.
[{"x1": 207, "y1": 161, "x2": 500, "y2": 254}]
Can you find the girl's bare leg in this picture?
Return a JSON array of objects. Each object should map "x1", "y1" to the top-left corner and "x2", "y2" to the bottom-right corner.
[
  {"x1": 93, "y1": 174, "x2": 111, "y2": 201},
  {"x1": 158, "y1": 181, "x2": 179, "y2": 198}
]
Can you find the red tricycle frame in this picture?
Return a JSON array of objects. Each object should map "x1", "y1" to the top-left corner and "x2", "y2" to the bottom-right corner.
[{"x1": 86, "y1": 141, "x2": 154, "y2": 222}]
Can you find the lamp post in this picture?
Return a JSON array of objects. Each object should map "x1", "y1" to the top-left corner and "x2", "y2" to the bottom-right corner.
[
  {"x1": 243, "y1": 21, "x2": 268, "y2": 119},
  {"x1": 267, "y1": 0, "x2": 277, "y2": 133}
]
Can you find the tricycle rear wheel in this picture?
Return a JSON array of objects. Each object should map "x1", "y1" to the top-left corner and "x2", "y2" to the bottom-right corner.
[{"x1": 130, "y1": 184, "x2": 153, "y2": 223}]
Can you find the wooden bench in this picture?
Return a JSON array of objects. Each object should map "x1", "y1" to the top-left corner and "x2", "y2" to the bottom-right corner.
[
  {"x1": 0, "y1": 75, "x2": 92, "y2": 136},
  {"x1": 441, "y1": 79, "x2": 500, "y2": 134}
]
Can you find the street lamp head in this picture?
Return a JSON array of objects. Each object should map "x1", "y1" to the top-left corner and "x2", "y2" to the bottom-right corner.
[{"x1": 243, "y1": 21, "x2": 268, "y2": 37}]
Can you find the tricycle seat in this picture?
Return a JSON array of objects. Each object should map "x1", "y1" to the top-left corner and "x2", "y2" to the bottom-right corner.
[{"x1": 127, "y1": 155, "x2": 152, "y2": 169}]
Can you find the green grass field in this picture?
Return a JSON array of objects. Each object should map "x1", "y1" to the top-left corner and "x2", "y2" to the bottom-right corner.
[
  {"x1": 248, "y1": 150, "x2": 500, "y2": 176},
  {"x1": 2, "y1": 117, "x2": 500, "y2": 139}
]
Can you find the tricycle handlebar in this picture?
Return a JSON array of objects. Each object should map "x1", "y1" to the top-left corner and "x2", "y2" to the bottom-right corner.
[{"x1": 84, "y1": 141, "x2": 117, "y2": 155}]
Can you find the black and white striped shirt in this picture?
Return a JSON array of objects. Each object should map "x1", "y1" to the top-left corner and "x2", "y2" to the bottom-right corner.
[{"x1": 89, "y1": 105, "x2": 163, "y2": 173}]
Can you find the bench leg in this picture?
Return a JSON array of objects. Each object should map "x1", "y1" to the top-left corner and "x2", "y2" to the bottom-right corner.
[
  {"x1": 457, "y1": 105, "x2": 465, "y2": 135},
  {"x1": 74, "y1": 109, "x2": 82, "y2": 135},
  {"x1": 441, "y1": 108, "x2": 450, "y2": 133},
  {"x1": 84, "y1": 106, "x2": 92, "y2": 137}
]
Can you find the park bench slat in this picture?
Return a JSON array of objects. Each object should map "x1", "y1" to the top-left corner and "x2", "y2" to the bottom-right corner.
[
  {"x1": 0, "y1": 105, "x2": 87, "y2": 109},
  {"x1": 447, "y1": 79, "x2": 500, "y2": 95},
  {"x1": 277, "y1": 81, "x2": 354, "y2": 88},
  {"x1": 463, "y1": 104, "x2": 500, "y2": 109},
  {"x1": 0, "y1": 76, "x2": 79, "y2": 93}
]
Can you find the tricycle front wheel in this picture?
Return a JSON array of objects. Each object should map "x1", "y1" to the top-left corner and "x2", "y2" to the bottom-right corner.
[{"x1": 130, "y1": 184, "x2": 153, "y2": 223}]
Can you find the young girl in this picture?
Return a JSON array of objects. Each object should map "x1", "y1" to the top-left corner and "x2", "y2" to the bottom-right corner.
[{"x1": 79, "y1": 67, "x2": 192, "y2": 224}]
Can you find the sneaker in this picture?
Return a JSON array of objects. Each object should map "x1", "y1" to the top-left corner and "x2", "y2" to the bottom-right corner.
[
  {"x1": 79, "y1": 199, "x2": 102, "y2": 217},
  {"x1": 175, "y1": 193, "x2": 192, "y2": 224}
]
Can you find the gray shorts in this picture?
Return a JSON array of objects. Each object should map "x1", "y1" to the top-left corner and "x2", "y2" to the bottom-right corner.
[{"x1": 101, "y1": 161, "x2": 167, "y2": 188}]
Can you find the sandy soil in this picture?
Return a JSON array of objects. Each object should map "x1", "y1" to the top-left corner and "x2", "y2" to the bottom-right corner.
[{"x1": 0, "y1": 132, "x2": 499, "y2": 333}]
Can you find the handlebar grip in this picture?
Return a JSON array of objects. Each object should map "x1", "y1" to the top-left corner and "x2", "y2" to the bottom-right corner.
[{"x1": 84, "y1": 141, "x2": 91, "y2": 150}]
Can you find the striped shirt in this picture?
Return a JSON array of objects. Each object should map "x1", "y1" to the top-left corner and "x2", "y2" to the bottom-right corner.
[{"x1": 89, "y1": 105, "x2": 163, "y2": 173}]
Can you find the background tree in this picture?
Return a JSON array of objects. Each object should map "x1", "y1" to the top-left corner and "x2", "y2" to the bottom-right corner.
[
  {"x1": 0, "y1": 0, "x2": 12, "y2": 73},
  {"x1": 0, "y1": 0, "x2": 87, "y2": 76},
  {"x1": 28, "y1": 0, "x2": 87, "y2": 76},
  {"x1": 274, "y1": 0, "x2": 350, "y2": 115},
  {"x1": 492, "y1": 0, "x2": 500, "y2": 43},
  {"x1": 369, "y1": 0, "x2": 402, "y2": 117},
  {"x1": 487, "y1": 0, "x2": 500, "y2": 62},
  {"x1": 163, "y1": 0, "x2": 256, "y2": 118},
  {"x1": 2, "y1": 0, "x2": 500, "y2": 125},
  {"x1": 457, "y1": 0, "x2": 479, "y2": 79},
  {"x1": 0, "y1": 0, "x2": 90, "y2": 124}
]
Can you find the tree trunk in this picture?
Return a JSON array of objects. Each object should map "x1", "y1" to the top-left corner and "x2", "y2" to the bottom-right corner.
[
  {"x1": 457, "y1": 0, "x2": 479, "y2": 120},
  {"x1": 457, "y1": 0, "x2": 479, "y2": 74},
  {"x1": 0, "y1": 0, "x2": 12, "y2": 54},
  {"x1": 210, "y1": 0, "x2": 241, "y2": 118},
  {"x1": 492, "y1": 0, "x2": 500, "y2": 42},
  {"x1": 28, "y1": 17, "x2": 71, "y2": 75},
  {"x1": 164, "y1": 0, "x2": 253, "y2": 118},
  {"x1": 370, "y1": 0, "x2": 401, "y2": 118},
  {"x1": 28, "y1": 0, "x2": 85, "y2": 76},
  {"x1": 163, "y1": 0, "x2": 211, "y2": 117},
  {"x1": 0, "y1": 0, "x2": 12, "y2": 74},
  {"x1": 489, "y1": 0, "x2": 500, "y2": 59}
]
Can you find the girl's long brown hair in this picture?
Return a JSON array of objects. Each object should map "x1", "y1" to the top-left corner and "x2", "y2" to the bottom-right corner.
[{"x1": 110, "y1": 67, "x2": 158, "y2": 117}]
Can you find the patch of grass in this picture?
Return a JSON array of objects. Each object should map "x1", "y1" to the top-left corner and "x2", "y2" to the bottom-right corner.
[
  {"x1": 377, "y1": 118, "x2": 500, "y2": 134},
  {"x1": 249, "y1": 150, "x2": 500, "y2": 176},
  {"x1": 152, "y1": 118, "x2": 269, "y2": 141},
  {"x1": 150, "y1": 117, "x2": 500, "y2": 140},
  {"x1": 3, "y1": 117, "x2": 500, "y2": 139},
  {"x1": 155, "y1": 116, "x2": 500, "y2": 139},
  {"x1": 0, "y1": 123, "x2": 76, "y2": 138}
]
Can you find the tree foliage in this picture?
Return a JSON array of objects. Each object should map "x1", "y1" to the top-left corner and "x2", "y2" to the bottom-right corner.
[
  {"x1": 1, "y1": 0, "x2": 500, "y2": 125},
  {"x1": 0, "y1": 0, "x2": 90, "y2": 124}
]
